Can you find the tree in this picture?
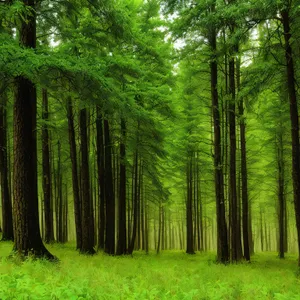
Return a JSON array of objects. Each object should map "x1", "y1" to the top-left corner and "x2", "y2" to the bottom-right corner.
[
  {"x1": 116, "y1": 118, "x2": 127, "y2": 255},
  {"x1": 79, "y1": 107, "x2": 95, "y2": 254},
  {"x1": 208, "y1": 3, "x2": 229, "y2": 263},
  {"x1": 12, "y1": 0, "x2": 54, "y2": 259},
  {"x1": 104, "y1": 119, "x2": 115, "y2": 255},
  {"x1": 41, "y1": 88, "x2": 54, "y2": 243},
  {"x1": 0, "y1": 88, "x2": 13, "y2": 241},
  {"x1": 280, "y1": 4, "x2": 300, "y2": 266},
  {"x1": 67, "y1": 97, "x2": 82, "y2": 250}
]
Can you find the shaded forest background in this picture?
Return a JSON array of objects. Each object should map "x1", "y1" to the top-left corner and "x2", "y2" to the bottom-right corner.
[{"x1": 0, "y1": 0, "x2": 300, "y2": 264}]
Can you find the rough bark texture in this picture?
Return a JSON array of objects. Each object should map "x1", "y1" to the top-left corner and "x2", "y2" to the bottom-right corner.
[
  {"x1": 0, "y1": 92, "x2": 13, "y2": 241},
  {"x1": 67, "y1": 98, "x2": 82, "y2": 250},
  {"x1": 116, "y1": 118, "x2": 127, "y2": 255},
  {"x1": 209, "y1": 13, "x2": 229, "y2": 263},
  {"x1": 12, "y1": 0, "x2": 54, "y2": 259},
  {"x1": 79, "y1": 108, "x2": 95, "y2": 254},
  {"x1": 42, "y1": 89, "x2": 54, "y2": 243},
  {"x1": 281, "y1": 9, "x2": 300, "y2": 266}
]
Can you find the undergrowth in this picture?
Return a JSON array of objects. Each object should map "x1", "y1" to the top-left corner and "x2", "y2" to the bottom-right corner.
[{"x1": 0, "y1": 242, "x2": 300, "y2": 299}]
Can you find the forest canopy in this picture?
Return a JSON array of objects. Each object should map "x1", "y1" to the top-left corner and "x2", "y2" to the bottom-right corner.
[{"x1": 0, "y1": 0, "x2": 300, "y2": 269}]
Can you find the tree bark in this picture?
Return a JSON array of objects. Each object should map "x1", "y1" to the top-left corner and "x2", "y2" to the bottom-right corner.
[
  {"x1": 12, "y1": 0, "x2": 54, "y2": 259},
  {"x1": 79, "y1": 108, "x2": 95, "y2": 254},
  {"x1": 104, "y1": 119, "x2": 115, "y2": 254},
  {"x1": 208, "y1": 6, "x2": 229, "y2": 263},
  {"x1": 281, "y1": 8, "x2": 300, "y2": 266},
  {"x1": 116, "y1": 118, "x2": 127, "y2": 255},
  {"x1": 96, "y1": 107, "x2": 105, "y2": 250},
  {"x1": 128, "y1": 151, "x2": 139, "y2": 255},
  {"x1": 42, "y1": 89, "x2": 54, "y2": 244},
  {"x1": 237, "y1": 62, "x2": 250, "y2": 261},
  {"x1": 186, "y1": 158, "x2": 195, "y2": 254},
  {"x1": 228, "y1": 48, "x2": 241, "y2": 262},
  {"x1": 277, "y1": 131, "x2": 285, "y2": 258},
  {"x1": 0, "y1": 90, "x2": 13, "y2": 241},
  {"x1": 67, "y1": 98, "x2": 82, "y2": 250},
  {"x1": 56, "y1": 140, "x2": 63, "y2": 243},
  {"x1": 156, "y1": 204, "x2": 162, "y2": 254}
]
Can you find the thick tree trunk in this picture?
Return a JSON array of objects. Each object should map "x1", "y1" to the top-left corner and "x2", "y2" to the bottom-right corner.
[
  {"x1": 42, "y1": 89, "x2": 54, "y2": 244},
  {"x1": 281, "y1": 9, "x2": 300, "y2": 266},
  {"x1": 79, "y1": 108, "x2": 95, "y2": 254},
  {"x1": 116, "y1": 118, "x2": 127, "y2": 255},
  {"x1": 104, "y1": 119, "x2": 115, "y2": 254},
  {"x1": 0, "y1": 91, "x2": 13, "y2": 241},
  {"x1": 209, "y1": 10, "x2": 229, "y2": 263},
  {"x1": 12, "y1": 0, "x2": 54, "y2": 259},
  {"x1": 67, "y1": 98, "x2": 82, "y2": 250}
]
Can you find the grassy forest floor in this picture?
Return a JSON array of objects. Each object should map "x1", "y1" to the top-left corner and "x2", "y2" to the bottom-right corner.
[{"x1": 0, "y1": 242, "x2": 300, "y2": 299}]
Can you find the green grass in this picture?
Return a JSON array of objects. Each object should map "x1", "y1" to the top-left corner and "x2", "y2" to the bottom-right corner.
[{"x1": 0, "y1": 242, "x2": 300, "y2": 299}]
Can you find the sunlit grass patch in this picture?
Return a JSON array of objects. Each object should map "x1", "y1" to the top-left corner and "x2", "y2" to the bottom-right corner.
[{"x1": 1, "y1": 242, "x2": 300, "y2": 299}]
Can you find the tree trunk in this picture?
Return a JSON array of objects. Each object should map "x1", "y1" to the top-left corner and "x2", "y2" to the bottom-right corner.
[
  {"x1": 0, "y1": 90, "x2": 13, "y2": 241},
  {"x1": 161, "y1": 205, "x2": 165, "y2": 251},
  {"x1": 128, "y1": 151, "x2": 139, "y2": 255},
  {"x1": 208, "y1": 8, "x2": 229, "y2": 263},
  {"x1": 248, "y1": 202, "x2": 254, "y2": 255},
  {"x1": 277, "y1": 130, "x2": 285, "y2": 258},
  {"x1": 12, "y1": 0, "x2": 54, "y2": 259},
  {"x1": 64, "y1": 183, "x2": 68, "y2": 243},
  {"x1": 260, "y1": 208, "x2": 264, "y2": 251},
  {"x1": 186, "y1": 158, "x2": 195, "y2": 254},
  {"x1": 42, "y1": 89, "x2": 54, "y2": 244},
  {"x1": 96, "y1": 107, "x2": 105, "y2": 250},
  {"x1": 56, "y1": 141, "x2": 63, "y2": 243},
  {"x1": 228, "y1": 48, "x2": 241, "y2": 262},
  {"x1": 79, "y1": 108, "x2": 95, "y2": 254},
  {"x1": 104, "y1": 119, "x2": 115, "y2": 254},
  {"x1": 145, "y1": 201, "x2": 149, "y2": 254},
  {"x1": 116, "y1": 118, "x2": 127, "y2": 255},
  {"x1": 67, "y1": 98, "x2": 82, "y2": 250},
  {"x1": 237, "y1": 67, "x2": 250, "y2": 261},
  {"x1": 281, "y1": 8, "x2": 300, "y2": 266},
  {"x1": 156, "y1": 204, "x2": 162, "y2": 254}
]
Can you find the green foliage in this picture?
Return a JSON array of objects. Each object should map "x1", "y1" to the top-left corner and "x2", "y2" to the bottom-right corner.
[{"x1": 1, "y1": 242, "x2": 300, "y2": 299}]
